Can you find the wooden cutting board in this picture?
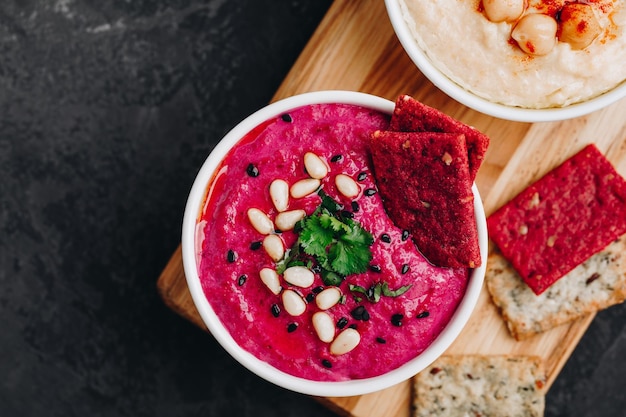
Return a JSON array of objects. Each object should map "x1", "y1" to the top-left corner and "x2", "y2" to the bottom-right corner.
[{"x1": 157, "y1": 0, "x2": 626, "y2": 415}]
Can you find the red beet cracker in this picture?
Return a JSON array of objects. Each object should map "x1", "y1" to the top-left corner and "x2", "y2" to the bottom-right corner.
[
  {"x1": 389, "y1": 95, "x2": 489, "y2": 182},
  {"x1": 487, "y1": 144, "x2": 626, "y2": 295},
  {"x1": 370, "y1": 130, "x2": 481, "y2": 268}
]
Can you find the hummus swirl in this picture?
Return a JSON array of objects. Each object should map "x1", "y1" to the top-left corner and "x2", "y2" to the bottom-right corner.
[{"x1": 399, "y1": 0, "x2": 626, "y2": 108}]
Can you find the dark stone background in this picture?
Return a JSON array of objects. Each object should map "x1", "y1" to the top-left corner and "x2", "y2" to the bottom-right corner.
[{"x1": 0, "y1": 1, "x2": 624, "y2": 416}]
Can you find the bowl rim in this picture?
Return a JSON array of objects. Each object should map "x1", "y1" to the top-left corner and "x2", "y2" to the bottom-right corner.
[
  {"x1": 384, "y1": 0, "x2": 626, "y2": 123},
  {"x1": 181, "y1": 90, "x2": 488, "y2": 397}
]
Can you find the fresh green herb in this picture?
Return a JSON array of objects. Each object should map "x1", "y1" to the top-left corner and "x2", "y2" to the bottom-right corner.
[
  {"x1": 381, "y1": 282, "x2": 412, "y2": 297},
  {"x1": 277, "y1": 190, "x2": 373, "y2": 284},
  {"x1": 349, "y1": 282, "x2": 412, "y2": 303},
  {"x1": 318, "y1": 189, "x2": 344, "y2": 212}
]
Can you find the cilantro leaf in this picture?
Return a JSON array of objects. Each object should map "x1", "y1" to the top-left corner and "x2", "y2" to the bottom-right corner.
[
  {"x1": 318, "y1": 189, "x2": 343, "y2": 212},
  {"x1": 329, "y1": 237, "x2": 372, "y2": 276},
  {"x1": 381, "y1": 282, "x2": 412, "y2": 297},
  {"x1": 277, "y1": 190, "x2": 373, "y2": 280},
  {"x1": 349, "y1": 282, "x2": 412, "y2": 303},
  {"x1": 298, "y1": 215, "x2": 333, "y2": 258},
  {"x1": 321, "y1": 269, "x2": 343, "y2": 286},
  {"x1": 340, "y1": 218, "x2": 374, "y2": 246},
  {"x1": 319, "y1": 212, "x2": 351, "y2": 234}
]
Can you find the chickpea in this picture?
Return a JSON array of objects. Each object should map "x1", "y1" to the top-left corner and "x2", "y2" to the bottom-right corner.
[
  {"x1": 558, "y1": 3, "x2": 602, "y2": 50},
  {"x1": 512, "y1": 13, "x2": 558, "y2": 55},
  {"x1": 483, "y1": 0, "x2": 525, "y2": 23}
]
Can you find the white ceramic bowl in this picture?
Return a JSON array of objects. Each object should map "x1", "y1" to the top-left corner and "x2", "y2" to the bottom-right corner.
[
  {"x1": 181, "y1": 90, "x2": 488, "y2": 397},
  {"x1": 384, "y1": 0, "x2": 626, "y2": 123}
]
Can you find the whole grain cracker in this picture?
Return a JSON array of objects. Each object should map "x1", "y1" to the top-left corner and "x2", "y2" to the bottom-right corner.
[
  {"x1": 413, "y1": 355, "x2": 545, "y2": 417},
  {"x1": 486, "y1": 234, "x2": 626, "y2": 340}
]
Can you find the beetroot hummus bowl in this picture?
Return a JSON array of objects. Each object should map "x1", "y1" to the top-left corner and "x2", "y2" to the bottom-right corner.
[{"x1": 181, "y1": 91, "x2": 488, "y2": 397}]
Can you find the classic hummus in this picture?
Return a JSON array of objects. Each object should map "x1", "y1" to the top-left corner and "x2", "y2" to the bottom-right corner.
[
  {"x1": 195, "y1": 103, "x2": 470, "y2": 381},
  {"x1": 398, "y1": 0, "x2": 626, "y2": 108}
]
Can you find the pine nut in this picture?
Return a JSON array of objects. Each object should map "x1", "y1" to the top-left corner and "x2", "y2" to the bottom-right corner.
[
  {"x1": 247, "y1": 208, "x2": 274, "y2": 235},
  {"x1": 283, "y1": 266, "x2": 315, "y2": 288},
  {"x1": 282, "y1": 289, "x2": 306, "y2": 316},
  {"x1": 304, "y1": 152, "x2": 328, "y2": 179},
  {"x1": 290, "y1": 178, "x2": 320, "y2": 198},
  {"x1": 275, "y1": 209, "x2": 306, "y2": 231},
  {"x1": 263, "y1": 234, "x2": 284, "y2": 262},
  {"x1": 259, "y1": 268, "x2": 281, "y2": 295},
  {"x1": 312, "y1": 312, "x2": 335, "y2": 343},
  {"x1": 315, "y1": 287, "x2": 342, "y2": 310},
  {"x1": 335, "y1": 174, "x2": 359, "y2": 198},
  {"x1": 269, "y1": 179, "x2": 289, "y2": 212},
  {"x1": 330, "y1": 328, "x2": 360, "y2": 355}
]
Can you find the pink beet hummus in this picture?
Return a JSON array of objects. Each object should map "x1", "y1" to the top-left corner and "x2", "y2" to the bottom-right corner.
[{"x1": 196, "y1": 103, "x2": 469, "y2": 381}]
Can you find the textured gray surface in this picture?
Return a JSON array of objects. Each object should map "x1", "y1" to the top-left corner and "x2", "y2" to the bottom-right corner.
[{"x1": 0, "y1": 1, "x2": 624, "y2": 416}]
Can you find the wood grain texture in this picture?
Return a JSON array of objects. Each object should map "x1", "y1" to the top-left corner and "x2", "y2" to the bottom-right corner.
[{"x1": 156, "y1": 0, "x2": 626, "y2": 415}]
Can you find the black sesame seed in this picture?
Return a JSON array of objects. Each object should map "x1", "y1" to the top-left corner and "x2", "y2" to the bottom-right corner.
[
  {"x1": 364, "y1": 188, "x2": 377, "y2": 196},
  {"x1": 391, "y1": 313, "x2": 404, "y2": 327},
  {"x1": 349, "y1": 324, "x2": 358, "y2": 329},
  {"x1": 227, "y1": 250, "x2": 237, "y2": 263},
  {"x1": 330, "y1": 154, "x2": 343, "y2": 163},
  {"x1": 351, "y1": 201, "x2": 360, "y2": 212},
  {"x1": 401, "y1": 230, "x2": 410, "y2": 241},
  {"x1": 322, "y1": 359, "x2": 333, "y2": 369},
  {"x1": 250, "y1": 241, "x2": 262, "y2": 250},
  {"x1": 376, "y1": 337, "x2": 387, "y2": 344},
  {"x1": 336, "y1": 317, "x2": 349, "y2": 329},
  {"x1": 287, "y1": 323, "x2": 298, "y2": 333},
  {"x1": 401, "y1": 264, "x2": 410, "y2": 274},
  {"x1": 351, "y1": 305, "x2": 370, "y2": 321},
  {"x1": 417, "y1": 311, "x2": 430, "y2": 319},
  {"x1": 369, "y1": 264, "x2": 381, "y2": 273},
  {"x1": 311, "y1": 264, "x2": 322, "y2": 274},
  {"x1": 357, "y1": 172, "x2": 367, "y2": 181},
  {"x1": 246, "y1": 163, "x2": 259, "y2": 177},
  {"x1": 271, "y1": 304, "x2": 280, "y2": 317},
  {"x1": 281, "y1": 113, "x2": 292, "y2": 122},
  {"x1": 312, "y1": 285, "x2": 324, "y2": 294},
  {"x1": 305, "y1": 293, "x2": 315, "y2": 303},
  {"x1": 380, "y1": 233, "x2": 391, "y2": 243},
  {"x1": 238, "y1": 274, "x2": 247, "y2": 286}
]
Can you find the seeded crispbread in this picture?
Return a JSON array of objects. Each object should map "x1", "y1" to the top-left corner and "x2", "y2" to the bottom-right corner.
[
  {"x1": 369, "y1": 130, "x2": 480, "y2": 268},
  {"x1": 487, "y1": 144, "x2": 626, "y2": 295},
  {"x1": 389, "y1": 94, "x2": 489, "y2": 182},
  {"x1": 486, "y1": 234, "x2": 626, "y2": 340},
  {"x1": 413, "y1": 355, "x2": 546, "y2": 417}
]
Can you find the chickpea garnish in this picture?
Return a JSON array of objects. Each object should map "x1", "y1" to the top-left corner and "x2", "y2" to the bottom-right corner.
[
  {"x1": 483, "y1": 0, "x2": 525, "y2": 23},
  {"x1": 558, "y1": 3, "x2": 602, "y2": 50},
  {"x1": 511, "y1": 13, "x2": 558, "y2": 55}
]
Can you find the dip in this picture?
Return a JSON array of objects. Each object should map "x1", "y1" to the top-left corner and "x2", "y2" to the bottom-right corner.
[
  {"x1": 195, "y1": 103, "x2": 470, "y2": 381},
  {"x1": 398, "y1": 0, "x2": 626, "y2": 108}
]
